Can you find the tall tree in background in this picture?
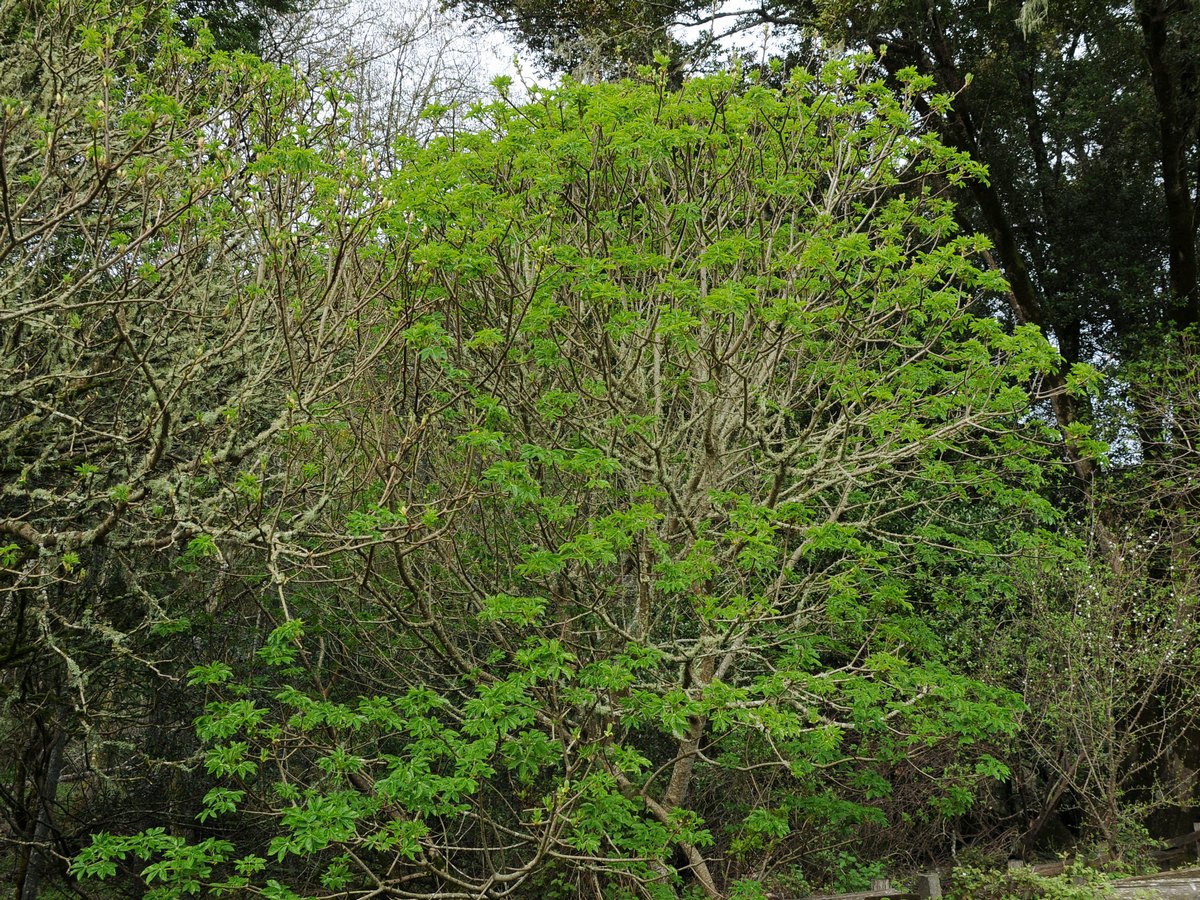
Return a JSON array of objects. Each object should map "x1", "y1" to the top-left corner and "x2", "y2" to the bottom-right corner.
[
  {"x1": 177, "y1": 0, "x2": 302, "y2": 51},
  {"x1": 455, "y1": 0, "x2": 685, "y2": 78}
]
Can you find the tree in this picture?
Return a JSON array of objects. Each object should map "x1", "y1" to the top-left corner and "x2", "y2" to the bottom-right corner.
[
  {"x1": 454, "y1": 0, "x2": 684, "y2": 79},
  {"x1": 0, "y1": 0, "x2": 417, "y2": 893},
  {"x1": 176, "y1": 0, "x2": 304, "y2": 52},
  {"x1": 75, "y1": 57, "x2": 1076, "y2": 898},
  {"x1": 454, "y1": 0, "x2": 1200, "y2": 853},
  {"x1": 1009, "y1": 526, "x2": 1200, "y2": 858}
]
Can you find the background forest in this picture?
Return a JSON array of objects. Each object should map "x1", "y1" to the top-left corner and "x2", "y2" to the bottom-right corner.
[{"x1": 1, "y1": 0, "x2": 1199, "y2": 898}]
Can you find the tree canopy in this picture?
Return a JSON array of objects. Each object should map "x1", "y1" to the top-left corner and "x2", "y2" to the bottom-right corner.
[{"x1": 460, "y1": 0, "x2": 1200, "y2": 463}]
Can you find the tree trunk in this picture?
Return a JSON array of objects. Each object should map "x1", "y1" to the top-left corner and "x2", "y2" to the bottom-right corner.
[
  {"x1": 17, "y1": 728, "x2": 66, "y2": 900},
  {"x1": 1137, "y1": 0, "x2": 1200, "y2": 329}
]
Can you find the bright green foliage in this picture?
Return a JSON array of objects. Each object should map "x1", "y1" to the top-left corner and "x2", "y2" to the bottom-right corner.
[{"x1": 70, "y1": 54, "x2": 1074, "y2": 897}]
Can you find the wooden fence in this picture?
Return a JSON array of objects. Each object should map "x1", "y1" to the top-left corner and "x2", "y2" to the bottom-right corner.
[{"x1": 798, "y1": 822, "x2": 1200, "y2": 900}]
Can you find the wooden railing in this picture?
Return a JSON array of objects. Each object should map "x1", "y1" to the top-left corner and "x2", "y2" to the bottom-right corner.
[
  {"x1": 798, "y1": 822, "x2": 1199, "y2": 900},
  {"x1": 1026, "y1": 821, "x2": 1200, "y2": 877}
]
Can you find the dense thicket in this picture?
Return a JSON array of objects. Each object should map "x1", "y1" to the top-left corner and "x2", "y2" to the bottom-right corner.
[{"x1": 1, "y1": 1, "x2": 1199, "y2": 899}]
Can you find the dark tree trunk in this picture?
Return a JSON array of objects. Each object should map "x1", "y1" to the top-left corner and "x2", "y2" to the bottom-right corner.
[
  {"x1": 16, "y1": 727, "x2": 65, "y2": 900},
  {"x1": 1137, "y1": 0, "x2": 1200, "y2": 329}
]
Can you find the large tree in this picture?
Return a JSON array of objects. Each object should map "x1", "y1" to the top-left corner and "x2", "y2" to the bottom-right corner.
[
  {"x1": 0, "y1": 1, "x2": 416, "y2": 893},
  {"x1": 452, "y1": 0, "x2": 1200, "y2": 851},
  {"x1": 74, "y1": 58, "x2": 1075, "y2": 898}
]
